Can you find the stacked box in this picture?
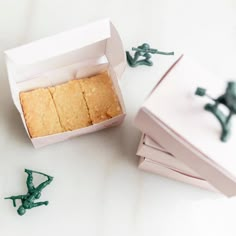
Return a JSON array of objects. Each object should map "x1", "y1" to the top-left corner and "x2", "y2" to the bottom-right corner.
[
  {"x1": 137, "y1": 134, "x2": 216, "y2": 192},
  {"x1": 135, "y1": 55, "x2": 236, "y2": 197}
]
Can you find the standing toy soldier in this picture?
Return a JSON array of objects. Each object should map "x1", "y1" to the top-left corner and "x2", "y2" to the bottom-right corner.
[
  {"x1": 5, "y1": 169, "x2": 53, "y2": 216},
  {"x1": 126, "y1": 43, "x2": 174, "y2": 67},
  {"x1": 195, "y1": 81, "x2": 236, "y2": 142}
]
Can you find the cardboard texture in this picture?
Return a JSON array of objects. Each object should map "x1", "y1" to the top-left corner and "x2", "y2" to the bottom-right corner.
[
  {"x1": 134, "y1": 55, "x2": 236, "y2": 197},
  {"x1": 137, "y1": 134, "x2": 217, "y2": 191},
  {"x1": 5, "y1": 19, "x2": 126, "y2": 148}
]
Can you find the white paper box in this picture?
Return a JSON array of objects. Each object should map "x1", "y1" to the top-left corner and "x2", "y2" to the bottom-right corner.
[
  {"x1": 139, "y1": 156, "x2": 216, "y2": 191},
  {"x1": 5, "y1": 19, "x2": 126, "y2": 148},
  {"x1": 134, "y1": 55, "x2": 236, "y2": 197},
  {"x1": 137, "y1": 134, "x2": 202, "y2": 178},
  {"x1": 137, "y1": 134, "x2": 217, "y2": 191}
]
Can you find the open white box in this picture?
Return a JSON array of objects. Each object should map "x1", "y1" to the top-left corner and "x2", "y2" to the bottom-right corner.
[
  {"x1": 5, "y1": 19, "x2": 126, "y2": 148},
  {"x1": 137, "y1": 134, "x2": 217, "y2": 191},
  {"x1": 134, "y1": 55, "x2": 236, "y2": 197}
]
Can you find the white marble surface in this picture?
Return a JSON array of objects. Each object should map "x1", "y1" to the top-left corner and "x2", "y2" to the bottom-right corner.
[{"x1": 1, "y1": 0, "x2": 236, "y2": 235}]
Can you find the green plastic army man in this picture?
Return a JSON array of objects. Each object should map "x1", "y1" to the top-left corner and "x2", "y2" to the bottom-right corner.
[
  {"x1": 5, "y1": 169, "x2": 53, "y2": 216},
  {"x1": 195, "y1": 81, "x2": 236, "y2": 142},
  {"x1": 126, "y1": 43, "x2": 174, "y2": 67}
]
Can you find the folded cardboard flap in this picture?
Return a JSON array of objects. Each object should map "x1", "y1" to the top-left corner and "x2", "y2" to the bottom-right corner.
[
  {"x1": 143, "y1": 134, "x2": 167, "y2": 153},
  {"x1": 106, "y1": 23, "x2": 126, "y2": 79},
  {"x1": 5, "y1": 18, "x2": 111, "y2": 65},
  {"x1": 9, "y1": 42, "x2": 108, "y2": 82},
  {"x1": 5, "y1": 19, "x2": 125, "y2": 83}
]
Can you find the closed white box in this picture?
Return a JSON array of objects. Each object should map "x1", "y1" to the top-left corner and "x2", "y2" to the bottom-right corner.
[{"x1": 135, "y1": 55, "x2": 236, "y2": 197}]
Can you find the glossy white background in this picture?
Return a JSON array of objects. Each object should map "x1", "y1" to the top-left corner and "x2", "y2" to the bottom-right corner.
[{"x1": 1, "y1": 0, "x2": 236, "y2": 235}]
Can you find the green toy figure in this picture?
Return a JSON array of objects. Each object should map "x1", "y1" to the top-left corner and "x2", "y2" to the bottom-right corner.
[
  {"x1": 195, "y1": 81, "x2": 236, "y2": 142},
  {"x1": 5, "y1": 169, "x2": 53, "y2": 216},
  {"x1": 126, "y1": 43, "x2": 174, "y2": 67}
]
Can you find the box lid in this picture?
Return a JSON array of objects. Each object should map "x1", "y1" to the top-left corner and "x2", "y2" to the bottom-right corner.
[
  {"x1": 5, "y1": 18, "x2": 111, "y2": 64},
  {"x1": 135, "y1": 55, "x2": 236, "y2": 196},
  {"x1": 5, "y1": 18, "x2": 126, "y2": 82}
]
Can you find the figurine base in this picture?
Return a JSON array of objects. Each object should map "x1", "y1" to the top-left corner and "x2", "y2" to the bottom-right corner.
[
  {"x1": 126, "y1": 51, "x2": 153, "y2": 67},
  {"x1": 204, "y1": 103, "x2": 231, "y2": 142}
]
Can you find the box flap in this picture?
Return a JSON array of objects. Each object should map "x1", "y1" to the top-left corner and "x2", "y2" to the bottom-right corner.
[
  {"x1": 5, "y1": 18, "x2": 111, "y2": 65},
  {"x1": 105, "y1": 22, "x2": 126, "y2": 79},
  {"x1": 143, "y1": 134, "x2": 166, "y2": 152},
  {"x1": 141, "y1": 55, "x2": 236, "y2": 196},
  {"x1": 5, "y1": 19, "x2": 126, "y2": 83}
]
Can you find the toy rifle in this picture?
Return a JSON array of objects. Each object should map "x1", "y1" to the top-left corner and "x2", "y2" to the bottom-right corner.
[
  {"x1": 195, "y1": 87, "x2": 215, "y2": 100},
  {"x1": 25, "y1": 169, "x2": 53, "y2": 178},
  {"x1": 132, "y1": 47, "x2": 174, "y2": 55},
  {"x1": 4, "y1": 196, "x2": 23, "y2": 207}
]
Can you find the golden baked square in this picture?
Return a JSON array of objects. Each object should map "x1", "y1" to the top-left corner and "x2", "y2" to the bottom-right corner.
[
  {"x1": 20, "y1": 88, "x2": 64, "y2": 138},
  {"x1": 49, "y1": 80, "x2": 91, "y2": 131},
  {"x1": 79, "y1": 71, "x2": 122, "y2": 124}
]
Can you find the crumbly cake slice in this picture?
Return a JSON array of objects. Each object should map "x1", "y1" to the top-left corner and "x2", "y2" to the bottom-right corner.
[
  {"x1": 20, "y1": 88, "x2": 64, "y2": 138},
  {"x1": 79, "y1": 71, "x2": 122, "y2": 124},
  {"x1": 49, "y1": 80, "x2": 91, "y2": 131}
]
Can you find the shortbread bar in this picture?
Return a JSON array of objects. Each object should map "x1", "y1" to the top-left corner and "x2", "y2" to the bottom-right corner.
[
  {"x1": 79, "y1": 72, "x2": 122, "y2": 124},
  {"x1": 49, "y1": 80, "x2": 91, "y2": 131},
  {"x1": 20, "y1": 88, "x2": 64, "y2": 138}
]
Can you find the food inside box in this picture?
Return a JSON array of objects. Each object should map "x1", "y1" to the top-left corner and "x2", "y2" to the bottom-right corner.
[{"x1": 19, "y1": 71, "x2": 122, "y2": 138}]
